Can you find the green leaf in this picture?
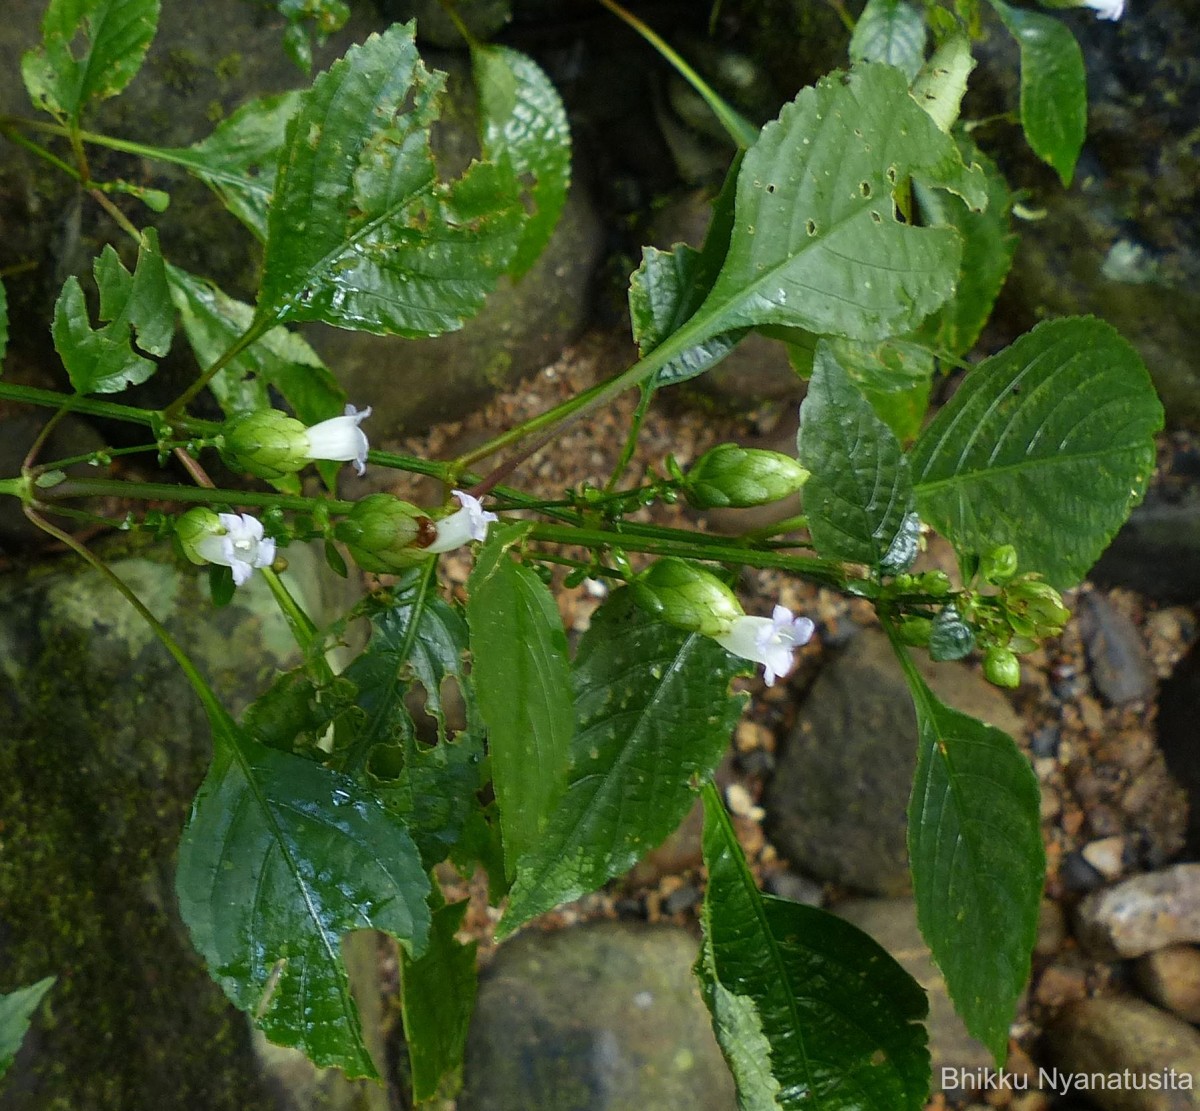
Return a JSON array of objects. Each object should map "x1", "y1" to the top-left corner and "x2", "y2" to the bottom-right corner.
[
  {"x1": 177, "y1": 721, "x2": 431, "y2": 1077},
  {"x1": 909, "y1": 33, "x2": 973, "y2": 135},
  {"x1": 695, "y1": 63, "x2": 986, "y2": 344},
  {"x1": 153, "y1": 92, "x2": 303, "y2": 242},
  {"x1": 400, "y1": 896, "x2": 477, "y2": 1102},
  {"x1": 473, "y1": 44, "x2": 571, "y2": 279},
  {"x1": 849, "y1": 0, "x2": 927, "y2": 81},
  {"x1": 167, "y1": 265, "x2": 344, "y2": 427},
  {"x1": 796, "y1": 342, "x2": 914, "y2": 566},
  {"x1": 22, "y1": 0, "x2": 160, "y2": 122},
  {"x1": 499, "y1": 591, "x2": 746, "y2": 937},
  {"x1": 0, "y1": 977, "x2": 55, "y2": 1079},
  {"x1": 833, "y1": 338, "x2": 935, "y2": 443},
  {"x1": 890, "y1": 634, "x2": 1043, "y2": 1061},
  {"x1": 0, "y1": 278, "x2": 8, "y2": 364},
  {"x1": 629, "y1": 245, "x2": 746, "y2": 388},
  {"x1": 990, "y1": 1, "x2": 1086, "y2": 186},
  {"x1": 910, "y1": 317, "x2": 1163, "y2": 588},
  {"x1": 275, "y1": 0, "x2": 350, "y2": 74},
  {"x1": 257, "y1": 25, "x2": 526, "y2": 337},
  {"x1": 53, "y1": 231, "x2": 175, "y2": 394},
  {"x1": 698, "y1": 784, "x2": 929, "y2": 1110},
  {"x1": 914, "y1": 137, "x2": 1016, "y2": 358},
  {"x1": 467, "y1": 526, "x2": 574, "y2": 878}
]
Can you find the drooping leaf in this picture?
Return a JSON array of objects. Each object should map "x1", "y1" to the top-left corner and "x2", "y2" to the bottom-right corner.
[
  {"x1": 0, "y1": 278, "x2": 8, "y2": 364},
  {"x1": 910, "y1": 317, "x2": 1163, "y2": 588},
  {"x1": 698, "y1": 784, "x2": 929, "y2": 1110},
  {"x1": 150, "y1": 92, "x2": 303, "y2": 242},
  {"x1": 909, "y1": 33, "x2": 973, "y2": 135},
  {"x1": 890, "y1": 634, "x2": 1043, "y2": 1062},
  {"x1": 849, "y1": 0, "x2": 927, "y2": 81},
  {"x1": 22, "y1": 0, "x2": 160, "y2": 123},
  {"x1": 257, "y1": 25, "x2": 526, "y2": 337},
  {"x1": 177, "y1": 716, "x2": 431, "y2": 1077},
  {"x1": 168, "y1": 265, "x2": 344, "y2": 427},
  {"x1": 796, "y1": 342, "x2": 914, "y2": 566},
  {"x1": 692, "y1": 63, "x2": 986, "y2": 344},
  {"x1": 499, "y1": 591, "x2": 746, "y2": 937},
  {"x1": 990, "y1": 1, "x2": 1086, "y2": 186},
  {"x1": 914, "y1": 137, "x2": 1016, "y2": 358},
  {"x1": 275, "y1": 0, "x2": 350, "y2": 74},
  {"x1": 473, "y1": 43, "x2": 571, "y2": 278},
  {"x1": 467, "y1": 526, "x2": 574, "y2": 878},
  {"x1": 833, "y1": 338, "x2": 935, "y2": 443},
  {"x1": 53, "y1": 231, "x2": 175, "y2": 394},
  {"x1": 628, "y1": 153, "x2": 748, "y2": 388},
  {"x1": 0, "y1": 977, "x2": 56, "y2": 1079},
  {"x1": 400, "y1": 896, "x2": 477, "y2": 1103}
]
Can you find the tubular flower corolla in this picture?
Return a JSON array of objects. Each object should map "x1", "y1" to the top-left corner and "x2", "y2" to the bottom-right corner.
[
  {"x1": 425, "y1": 490, "x2": 499, "y2": 553},
  {"x1": 713, "y1": 604, "x2": 816, "y2": 686}
]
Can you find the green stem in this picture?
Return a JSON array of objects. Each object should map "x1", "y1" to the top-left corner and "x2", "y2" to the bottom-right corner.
[
  {"x1": 605, "y1": 385, "x2": 653, "y2": 492},
  {"x1": 47, "y1": 475, "x2": 356, "y2": 515},
  {"x1": 0, "y1": 125, "x2": 83, "y2": 181},
  {"x1": 526, "y1": 521, "x2": 865, "y2": 592},
  {"x1": 0, "y1": 381, "x2": 217, "y2": 434},
  {"x1": 164, "y1": 317, "x2": 274, "y2": 417},
  {"x1": 35, "y1": 443, "x2": 164, "y2": 471}
]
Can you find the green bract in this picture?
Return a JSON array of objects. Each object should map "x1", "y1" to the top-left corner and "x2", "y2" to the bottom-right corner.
[
  {"x1": 631, "y1": 558, "x2": 744, "y2": 637},
  {"x1": 220, "y1": 408, "x2": 311, "y2": 480},
  {"x1": 683, "y1": 444, "x2": 810, "y2": 509},
  {"x1": 335, "y1": 494, "x2": 432, "y2": 573}
]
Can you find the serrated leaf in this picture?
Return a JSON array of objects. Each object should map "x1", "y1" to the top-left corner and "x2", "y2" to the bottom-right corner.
[
  {"x1": 257, "y1": 25, "x2": 525, "y2": 337},
  {"x1": 467, "y1": 527, "x2": 574, "y2": 878},
  {"x1": 629, "y1": 245, "x2": 745, "y2": 387},
  {"x1": 797, "y1": 342, "x2": 914, "y2": 565},
  {"x1": 96, "y1": 229, "x2": 173, "y2": 356},
  {"x1": 400, "y1": 897, "x2": 477, "y2": 1102},
  {"x1": 698, "y1": 785, "x2": 929, "y2": 1110},
  {"x1": 836, "y1": 338, "x2": 935, "y2": 443},
  {"x1": 990, "y1": 1, "x2": 1086, "y2": 186},
  {"x1": 167, "y1": 265, "x2": 344, "y2": 427},
  {"x1": 694, "y1": 63, "x2": 986, "y2": 344},
  {"x1": 910, "y1": 317, "x2": 1163, "y2": 588},
  {"x1": 150, "y1": 92, "x2": 303, "y2": 242},
  {"x1": 849, "y1": 0, "x2": 927, "y2": 81},
  {"x1": 177, "y1": 717, "x2": 430, "y2": 1077},
  {"x1": 499, "y1": 591, "x2": 746, "y2": 937},
  {"x1": 473, "y1": 44, "x2": 571, "y2": 278},
  {"x1": 891, "y1": 635, "x2": 1043, "y2": 1061},
  {"x1": 22, "y1": 0, "x2": 160, "y2": 122},
  {"x1": 628, "y1": 153, "x2": 748, "y2": 388},
  {"x1": 915, "y1": 137, "x2": 1016, "y2": 358},
  {"x1": 0, "y1": 977, "x2": 55, "y2": 1078},
  {"x1": 0, "y1": 278, "x2": 8, "y2": 364}
]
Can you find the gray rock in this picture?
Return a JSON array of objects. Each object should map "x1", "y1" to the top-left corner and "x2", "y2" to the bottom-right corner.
[
  {"x1": 1042, "y1": 996, "x2": 1200, "y2": 1111},
  {"x1": 1137, "y1": 946, "x2": 1200, "y2": 1026},
  {"x1": 459, "y1": 922, "x2": 736, "y2": 1111},
  {"x1": 835, "y1": 897, "x2": 992, "y2": 1077},
  {"x1": 1078, "y1": 593, "x2": 1156, "y2": 706},
  {"x1": 1075, "y1": 865, "x2": 1200, "y2": 960},
  {"x1": 764, "y1": 628, "x2": 1024, "y2": 894},
  {"x1": 1157, "y1": 643, "x2": 1200, "y2": 856},
  {"x1": 0, "y1": 539, "x2": 380, "y2": 1111},
  {"x1": 1093, "y1": 495, "x2": 1200, "y2": 603}
]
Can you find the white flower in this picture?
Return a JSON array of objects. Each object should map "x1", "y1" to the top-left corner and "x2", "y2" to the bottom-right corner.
[
  {"x1": 192, "y1": 512, "x2": 276, "y2": 586},
  {"x1": 425, "y1": 490, "x2": 499, "y2": 553},
  {"x1": 1082, "y1": 0, "x2": 1123, "y2": 19},
  {"x1": 304, "y1": 404, "x2": 371, "y2": 476},
  {"x1": 713, "y1": 604, "x2": 815, "y2": 686}
]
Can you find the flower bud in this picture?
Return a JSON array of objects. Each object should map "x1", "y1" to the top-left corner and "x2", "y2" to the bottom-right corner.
[
  {"x1": 1005, "y1": 578, "x2": 1070, "y2": 638},
  {"x1": 221, "y1": 409, "x2": 311, "y2": 480},
  {"x1": 632, "y1": 558, "x2": 743, "y2": 637},
  {"x1": 682, "y1": 444, "x2": 810, "y2": 509},
  {"x1": 984, "y1": 646, "x2": 1021, "y2": 689},
  {"x1": 334, "y1": 494, "x2": 435, "y2": 573},
  {"x1": 896, "y1": 616, "x2": 933, "y2": 646},
  {"x1": 979, "y1": 544, "x2": 1018, "y2": 585}
]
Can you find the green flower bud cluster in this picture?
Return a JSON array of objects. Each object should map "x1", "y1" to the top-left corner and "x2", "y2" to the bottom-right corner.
[
  {"x1": 333, "y1": 494, "x2": 435, "y2": 573},
  {"x1": 631, "y1": 557, "x2": 742, "y2": 637},
  {"x1": 677, "y1": 444, "x2": 809, "y2": 510},
  {"x1": 221, "y1": 409, "x2": 312, "y2": 480}
]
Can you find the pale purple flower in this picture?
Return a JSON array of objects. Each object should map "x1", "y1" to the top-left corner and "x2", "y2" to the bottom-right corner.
[
  {"x1": 304, "y1": 404, "x2": 371, "y2": 475},
  {"x1": 713, "y1": 604, "x2": 815, "y2": 686},
  {"x1": 425, "y1": 490, "x2": 499, "y2": 553},
  {"x1": 192, "y1": 512, "x2": 276, "y2": 586},
  {"x1": 1082, "y1": 0, "x2": 1123, "y2": 19}
]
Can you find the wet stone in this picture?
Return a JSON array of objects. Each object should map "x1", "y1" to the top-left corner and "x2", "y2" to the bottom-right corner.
[
  {"x1": 1042, "y1": 996, "x2": 1200, "y2": 1111},
  {"x1": 1136, "y1": 945, "x2": 1200, "y2": 1025},
  {"x1": 765, "y1": 628, "x2": 1024, "y2": 894},
  {"x1": 1078, "y1": 594, "x2": 1156, "y2": 706},
  {"x1": 1075, "y1": 864, "x2": 1200, "y2": 960},
  {"x1": 459, "y1": 922, "x2": 736, "y2": 1111}
]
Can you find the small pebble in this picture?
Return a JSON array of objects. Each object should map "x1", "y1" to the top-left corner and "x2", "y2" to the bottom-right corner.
[
  {"x1": 1075, "y1": 863, "x2": 1200, "y2": 959},
  {"x1": 1135, "y1": 945, "x2": 1200, "y2": 1024},
  {"x1": 1078, "y1": 593, "x2": 1156, "y2": 706},
  {"x1": 662, "y1": 884, "x2": 701, "y2": 916},
  {"x1": 1034, "y1": 962, "x2": 1090, "y2": 1009},
  {"x1": 725, "y1": 782, "x2": 764, "y2": 821},
  {"x1": 1035, "y1": 899, "x2": 1069, "y2": 957},
  {"x1": 1081, "y1": 836, "x2": 1127, "y2": 881},
  {"x1": 763, "y1": 870, "x2": 824, "y2": 907},
  {"x1": 1031, "y1": 725, "x2": 1061, "y2": 759},
  {"x1": 1060, "y1": 850, "x2": 1106, "y2": 894}
]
